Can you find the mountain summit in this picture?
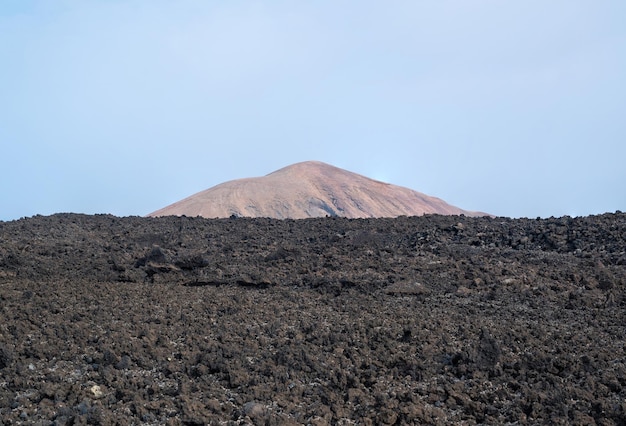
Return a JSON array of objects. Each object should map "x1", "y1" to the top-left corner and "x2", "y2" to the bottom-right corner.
[{"x1": 148, "y1": 161, "x2": 488, "y2": 219}]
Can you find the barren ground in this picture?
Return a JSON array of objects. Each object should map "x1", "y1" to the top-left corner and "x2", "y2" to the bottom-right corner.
[
  {"x1": 148, "y1": 162, "x2": 485, "y2": 219},
  {"x1": 0, "y1": 213, "x2": 625, "y2": 425}
]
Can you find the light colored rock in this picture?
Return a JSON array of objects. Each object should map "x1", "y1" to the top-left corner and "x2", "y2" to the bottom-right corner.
[{"x1": 90, "y1": 384, "x2": 104, "y2": 399}]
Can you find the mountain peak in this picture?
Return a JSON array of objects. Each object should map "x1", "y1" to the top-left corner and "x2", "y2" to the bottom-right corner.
[{"x1": 148, "y1": 161, "x2": 488, "y2": 219}]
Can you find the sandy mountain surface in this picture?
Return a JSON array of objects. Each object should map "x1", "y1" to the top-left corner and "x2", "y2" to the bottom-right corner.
[{"x1": 149, "y1": 161, "x2": 487, "y2": 219}]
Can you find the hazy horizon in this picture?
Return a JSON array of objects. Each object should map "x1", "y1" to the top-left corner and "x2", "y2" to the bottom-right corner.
[{"x1": 2, "y1": 1, "x2": 625, "y2": 221}]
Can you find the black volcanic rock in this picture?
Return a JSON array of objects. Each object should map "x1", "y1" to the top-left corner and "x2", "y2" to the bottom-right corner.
[{"x1": 0, "y1": 212, "x2": 625, "y2": 424}]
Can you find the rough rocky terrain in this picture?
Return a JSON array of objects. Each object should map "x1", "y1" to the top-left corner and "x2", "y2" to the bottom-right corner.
[
  {"x1": 149, "y1": 161, "x2": 487, "y2": 219},
  {"x1": 0, "y1": 212, "x2": 625, "y2": 425}
]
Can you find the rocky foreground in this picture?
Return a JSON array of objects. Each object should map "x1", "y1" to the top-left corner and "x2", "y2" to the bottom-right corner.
[{"x1": 0, "y1": 213, "x2": 625, "y2": 425}]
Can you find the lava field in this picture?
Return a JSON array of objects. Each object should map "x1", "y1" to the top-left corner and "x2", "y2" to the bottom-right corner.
[{"x1": 0, "y1": 212, "x2": 625, "y2": 425}]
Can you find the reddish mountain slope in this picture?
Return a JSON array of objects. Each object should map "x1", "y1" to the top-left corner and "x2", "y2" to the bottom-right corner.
[{"x1": 148, "y1": 161, "x2": 488, "y2": 219}]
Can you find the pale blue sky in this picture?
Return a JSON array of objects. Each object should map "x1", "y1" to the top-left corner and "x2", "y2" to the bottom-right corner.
[{"x1": 1, "y1": 1, "x2": 625, "y2": 220}]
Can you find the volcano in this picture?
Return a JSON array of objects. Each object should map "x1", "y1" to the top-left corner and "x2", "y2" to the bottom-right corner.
[{"x1": 148, "y1": 161, "x2": 487, "y2": 219}]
